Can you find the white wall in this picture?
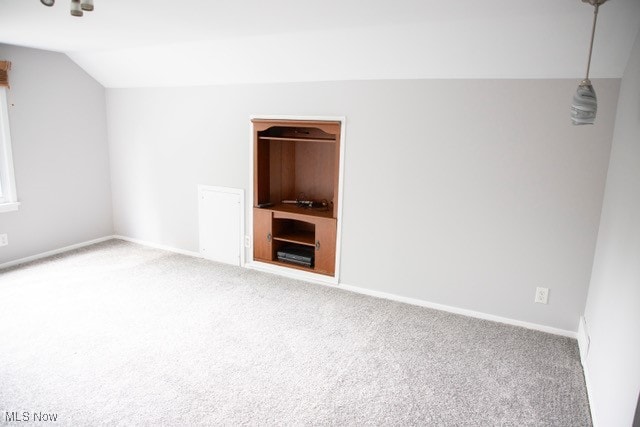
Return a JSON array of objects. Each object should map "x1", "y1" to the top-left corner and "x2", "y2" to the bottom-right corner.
[
  {"x1": 107, "y1": 78, "x2": 618, "y2": 332},
  {"x1": 0, "y1": 44, "x2": 112, "y2": 264},
  {"x1": 582, "y1": 30, "x2": 640, "y2": 426}
]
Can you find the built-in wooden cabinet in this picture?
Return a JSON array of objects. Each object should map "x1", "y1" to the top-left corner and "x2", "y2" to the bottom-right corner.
[{"x1": 252, "y1": 119, "x2": 341, "y2": 276}]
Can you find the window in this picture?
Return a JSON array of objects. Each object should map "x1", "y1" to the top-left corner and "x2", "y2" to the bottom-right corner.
[{"x1": 0, "y1": 87, "x2": 19, "y2": 212}]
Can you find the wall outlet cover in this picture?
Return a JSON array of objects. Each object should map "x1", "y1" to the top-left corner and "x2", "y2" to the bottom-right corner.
[
  {"x1": 535, "y1": 287, "x2": 549, "y2": 304},
  {"x1": 0, "y1": 234, "x2": 7, "y2": 247}
]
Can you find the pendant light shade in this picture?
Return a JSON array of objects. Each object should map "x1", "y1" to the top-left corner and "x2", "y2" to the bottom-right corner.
[
  {"x1": 70, "y1": 0, "x2": 83, "y2": 16},
  {"x1": 81, "y1": 0, "x2": 93, "y2": 11},
  {"x1": 571, "y1": 79, "x2": 597, "y2": 125},
  {"x1": 571, "y1": 0, "x2": 606, "y2": 125},
  {"x1": 40, "y1": 0, "x2": 55, "y2": 6}
]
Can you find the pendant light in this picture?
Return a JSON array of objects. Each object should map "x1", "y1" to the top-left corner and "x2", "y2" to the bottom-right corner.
[
  {"x1": 70, "y1": 0, "x2": 83, "y2": 16},
  {"x1": 571, "y1": 0, "x2": 607, "y2": 125},
  {"x1": 81, "y1": 0, "x2": 93, "y2": 11}
]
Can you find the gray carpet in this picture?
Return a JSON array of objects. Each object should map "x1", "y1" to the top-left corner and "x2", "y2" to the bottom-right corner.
[{"x1": 0, "y1": 240, "x2": 591, "y2": 426}]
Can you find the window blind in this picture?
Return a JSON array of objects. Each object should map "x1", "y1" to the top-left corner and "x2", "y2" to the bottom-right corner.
[{"x1": 0, "y1": 61, "x2": 10, "y2": 88}]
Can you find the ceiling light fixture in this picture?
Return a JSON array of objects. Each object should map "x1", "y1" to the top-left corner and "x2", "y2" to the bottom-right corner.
[
  {"x1": 81, "y1": 0, "x2": 93, "y2": 11},
  {"x1": 571, "y1": 0, "x2": 607, "y2": 125},
  {"x1": 70, "y1": 0, "x2": 83, "y2": 16},
  {"x1": 39, "y1": 0, "x2": 95, "y2": 17}
]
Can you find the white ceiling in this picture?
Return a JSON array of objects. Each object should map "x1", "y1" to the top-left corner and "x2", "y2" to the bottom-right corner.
[{"x1": 1, "y1": 0, "x2": 639, "y2": 88}]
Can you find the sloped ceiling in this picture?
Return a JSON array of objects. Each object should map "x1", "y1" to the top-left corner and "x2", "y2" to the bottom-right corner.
[{"x1": 1, "y1": 0, "x2": 639, "y2": 88}]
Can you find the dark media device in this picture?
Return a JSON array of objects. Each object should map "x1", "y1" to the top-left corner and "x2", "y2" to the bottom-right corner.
[{"x1": 277, "y1": 245, "x2": 314, "y2": 268}]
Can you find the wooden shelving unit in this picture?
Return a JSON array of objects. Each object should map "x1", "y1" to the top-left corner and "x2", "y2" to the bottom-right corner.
[
  {"x1": 273, "y1": 231, "x2": 315, "y2": 246},
  {"x1": 257, "y1": 136, "x2": 335, "y2": 143},
  {"x1": 252, "y1": 119, "x2": 341, "y2": 276}
]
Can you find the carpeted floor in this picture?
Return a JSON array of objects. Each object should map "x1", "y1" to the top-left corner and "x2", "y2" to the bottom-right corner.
[{"x1": 0, "y1": 239, "x2": 591, "y2": 426}]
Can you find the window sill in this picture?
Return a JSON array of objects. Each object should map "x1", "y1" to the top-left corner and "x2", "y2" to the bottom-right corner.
[{"x1": 0, "y1": 202, "x2": 20, "y2": 213}]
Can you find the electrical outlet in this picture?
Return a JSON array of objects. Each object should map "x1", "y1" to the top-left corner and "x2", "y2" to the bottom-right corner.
[
  {"x1": 535, "y1": 287, "x2": 549, "y2": 304},
  {"x1": 244, "y1": 235, "x2": 251, "y2": 248},
  {"x1": 0, "y1": 234, "x2": 7, "y2": 247}
]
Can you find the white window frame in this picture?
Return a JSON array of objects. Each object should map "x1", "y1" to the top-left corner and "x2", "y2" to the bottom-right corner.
[{"x1": 0, "y1": 87, "x2": 19, "y2": 212}]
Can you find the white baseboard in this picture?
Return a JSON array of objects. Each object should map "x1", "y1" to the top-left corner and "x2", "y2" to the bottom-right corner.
[
  {"x1": 1, "y1": 233, "x2": 577, "y2": 341},
  {"x1": 582, "y1": 365, "x2": 597, "y2": 426},
  {"x1": 245, "y1": 261, "x2": 339, "y2": 286},
  {"x1": 0, "y1": 235, "x2": 115, "y2": 270},
  {"x1": 577, "y1": 316, "x2": 597, "y2": 426},
  {"x1": 338, "y1": 282, "x2": 577, "y2": 338},
  {"x1": 113, "y1": 235, "x2": 202, "y2": 259},
  {"x1": 577, "y1": 316, "x2": 590, "y2": 361}
]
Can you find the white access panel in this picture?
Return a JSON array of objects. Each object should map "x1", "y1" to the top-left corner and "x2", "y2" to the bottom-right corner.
[{"x1": 199, "y1": 186, "x2": 244, "y2": 266}]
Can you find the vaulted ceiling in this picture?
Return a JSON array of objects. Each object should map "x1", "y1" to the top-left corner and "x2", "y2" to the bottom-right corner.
[{"x1": 1, "y1": 0, "x2": 639, "y2": 88}]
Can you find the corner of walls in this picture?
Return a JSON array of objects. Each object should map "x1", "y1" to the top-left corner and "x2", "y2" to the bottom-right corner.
[{"x1": 578, "y1": 27, "x2": 640, "y2": 427}]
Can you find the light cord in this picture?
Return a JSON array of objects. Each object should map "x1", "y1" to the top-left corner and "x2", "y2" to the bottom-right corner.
[{"x1": 584, "y1": 4, "x2": 600, "y2": 80}]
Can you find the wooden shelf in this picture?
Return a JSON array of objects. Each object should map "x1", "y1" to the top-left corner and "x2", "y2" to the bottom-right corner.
[
  {"x1": 256, "y1": 203, "x2": 334, "y2": 219},
  {"x1": 273, "y1": 230, "x2": 315, "y2": 247},
  {"x1": 261, "y1": 258, "x2": 315, "y2": 273},
  {"x1": 258, "y1": 136, "x2": 335, "y2": 143}
]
